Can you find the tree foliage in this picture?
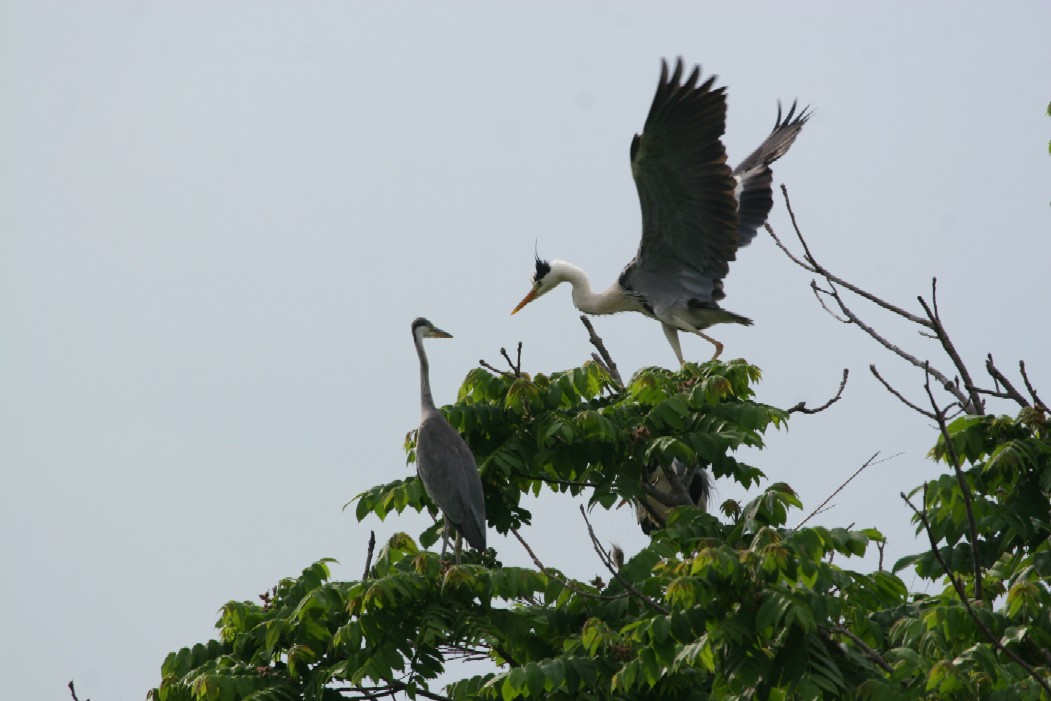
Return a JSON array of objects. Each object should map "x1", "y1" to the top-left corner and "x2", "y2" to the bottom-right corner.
[
  {"x1": 149, "y1": 351, "x2": 1051, "y2": 700},
  {"x1": 151, "y1": 185, "x2": 1051, "y2": 700}
]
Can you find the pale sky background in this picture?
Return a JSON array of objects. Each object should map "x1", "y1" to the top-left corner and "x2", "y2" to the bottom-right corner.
[{"x1": 2, "y1": 2, "x2": 1049, "y2": 700}]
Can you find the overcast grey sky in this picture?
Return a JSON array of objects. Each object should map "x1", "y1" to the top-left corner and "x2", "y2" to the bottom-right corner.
[{"x1": 2, "y1": 2, "x2": 1049, "y2": 699}]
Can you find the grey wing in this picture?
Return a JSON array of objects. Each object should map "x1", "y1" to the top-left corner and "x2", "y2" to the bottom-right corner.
[
  {"x1": 734, "y1": 101, "x2": 810, "y2": 248},
  {"x1": 416, "y1": 412, "x2": 487, "y2": 551},
  {"x1": 626, "y1": 59, "x2": 739, "y2": 307}
]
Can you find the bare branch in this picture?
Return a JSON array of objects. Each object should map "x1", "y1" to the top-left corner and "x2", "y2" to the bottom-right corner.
[
  {"x1": 510, "y1": 528, "x2": 627, "y2": 603},
  {"x1": 333, "y1": 682, "x2": 452, "y2": 701},
  {"x1": 578, "y1": 505, "x2": 670, "y2": 615},
  {"x1": 810, "y1": 281, "x2": 851, "y2": 323},
  {"x1": 985, "y1": 354, "x2": 1030, "y2": 409},
  {"x1": 870, "y1": 365, "x2": 937, "y2": 419},
  {"x1": 821, "y1": 279, "x2": 973, "y2": 410},
  {"x1": 769, "y1": 186, "x2": 932, "y2": 326},
  {"x1": 68, "y1": 681, "x2": 87, "y2": 701},
  {"x1": 788, "y1": 368, "x2": 849, "y2": 415},
  {"x1": 829, "y1": 624, "x2": 894, "y2": 674},
  {"x1": 1019, "y1": 360, "x2": 1047, "y2": 410},
  {"x1": 362, "y1": 530, "x2": 376, "y2": 580},
  {"x1": 974, "y1": 387, "x2": 1020, "y2": 401},
  {"x1": 580, "y1": 316, "x2": 623, "y2": 387},
  {"x1": 901, "y1": 491, "x2": 1051, "y2": 697},
  {"x1": 797, "y1": 452, "x2": 892, "y2": 528},
  {"x1": 923, "y1": 364, "x2": 983, "y2": 601},
  {"x1": 479, "y1": 359, "x2": 510, "y2": 376},
  {"x1": 766, "y1": 221, "x2": 819, "y2": 273},
  {"x1": 917, "y1": 293, "x2": 984, "y2": 415},
  {"x1": 500, "y1": 345, "x2": 523, "y2": 377},
  {"x1": 510, "y1": 469, "x2": 602, "y2": 489}
]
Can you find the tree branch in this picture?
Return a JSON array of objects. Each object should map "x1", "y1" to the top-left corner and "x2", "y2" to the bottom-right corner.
[
  {"x1": 787, "y1": 368, "x2": 849, "y2": 415},
  {"x1": 500, "y1": 344, "x2": 524, "y2": 377},
  {"x1": 362, "y1": 530, "x2": 376, "y2": 580},
  {"x1": 479, "y1": 359, "x2": 511, "y2": 376},
  {"x1": 1019, "y1": 360, "x2": 1047, "y2": 410},
  {"x1": 767, "y1": 185, "x2": 931, "y2": 327},
  {"x1": 923, "y1": 365, "x2": 983, "y2": 601},
  {"x1": 334, "y1": 681, "x2": 452, "y2": 701},
  {"x1": 917, "y1": 292, "x2": 984, "y2": 415},
  {"x1": 901, "y1": 491, "x2": 1051, "y2": 697},
  {"x1": 869, "y1": 365, "x2": 937, "y2": 419},
  {"x1": 68, "y1": 681, "x2": 87, "y2": 701},
  {"x1": 984, "y1": 354, "x2": 1030, "y2": 409},
  {"x1": 828, "y1": 624, "x2": 894, "y2": 674},
  {"x1": 796, "y1": 452, "x2": 888, "y2": 528},
  {"x1": 580, "y1": 316, "x2": 623, "y2": 387},
  {"x1": 815, "y1": 280, "x2": 974, "y2": 410},
  {"x1": 578, "y1": 505, "x2": 670, "y2": 615},
  {"x1": 510, "y1": 527, "x2": 627, "y2": 603}
]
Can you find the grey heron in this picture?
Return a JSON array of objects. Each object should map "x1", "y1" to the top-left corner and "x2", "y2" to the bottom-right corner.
[
  {"x1": 636, "y1": 459, "x2": 713, "y2": 535},
  {"x1": 411, "y1": 317, "x2": 487, "y2": 563},
  {"x1": 511, "y1": 58, "x2": 809, "y2": 364}
]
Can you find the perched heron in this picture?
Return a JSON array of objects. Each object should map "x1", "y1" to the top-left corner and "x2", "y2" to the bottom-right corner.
[
  {"x1": 512, "y1": 58, "x2": 809, "y2": 364},
  {"x1": 411, "y1": 317, "x2": 487, "y2": 563},
  {"x1": 635, "y1": 459, "x2": 713, "y2": 535}
]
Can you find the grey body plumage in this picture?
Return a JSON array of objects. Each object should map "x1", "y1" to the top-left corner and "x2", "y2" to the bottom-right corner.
[
  {"x1": 513, "y1": 59, "x2": 809, "y2": 365},
  {"x1": 411, "y1": 318, "x2": 486, "y2": 562},
  {"x1": 636, "y1": 459, "x2": 713, "y2": 535}
]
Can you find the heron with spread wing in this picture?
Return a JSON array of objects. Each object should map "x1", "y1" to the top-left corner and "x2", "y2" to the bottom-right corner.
[{"x1": 512, "y1": 58, "x2": 809, "y2": 364}]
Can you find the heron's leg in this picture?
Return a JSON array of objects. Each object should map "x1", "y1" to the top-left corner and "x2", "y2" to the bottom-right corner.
[
  {"x1": 439, "y1": 520, "x2": 450, "y2": 561},
  {"x1": 661, "y1": 323, "x2": 686, "y2": 367},
  {"x1": 454, "y1": 532, "x2": 463, "y2": 565},
  {"x1": 692, "y1": 330, "x2": 723, "y2": 360}
]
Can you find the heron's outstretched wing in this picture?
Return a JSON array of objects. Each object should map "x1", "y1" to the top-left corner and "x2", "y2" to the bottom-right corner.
[
  {"x1": 627, "y1": 59, "x2": 739, "y2": 305},
  {"x1": 416, "y1": 411, "x2": 487, "y2": 551},
  {"x1": 734, "y1": 101, "x2": 811, "y2": 248}
]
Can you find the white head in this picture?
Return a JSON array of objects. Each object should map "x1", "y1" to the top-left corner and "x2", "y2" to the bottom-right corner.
[{"x1": 511, "y1": 256, "x2": 574, "y2": 315}]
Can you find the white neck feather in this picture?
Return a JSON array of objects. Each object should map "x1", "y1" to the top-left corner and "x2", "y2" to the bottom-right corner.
[{"x1": 550, "y1": 260, "x2": 634, "y2": 315}]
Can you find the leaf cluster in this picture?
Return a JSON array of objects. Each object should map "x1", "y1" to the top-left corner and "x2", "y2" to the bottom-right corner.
[{"x1": 151, "y1": 360, "x2": 1051, "y2": 701}]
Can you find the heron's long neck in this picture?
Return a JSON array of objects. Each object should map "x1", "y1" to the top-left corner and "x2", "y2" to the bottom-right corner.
[
  {"x1": 559, "y1": 263, "x2": 630, "y2": 315},
  {"x1": 414, "y1": 333, "x2": 437, "y2": 415}
]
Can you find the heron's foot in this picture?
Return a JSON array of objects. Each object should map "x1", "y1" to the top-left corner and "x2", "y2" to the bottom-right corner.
[{"x1": 693, "y1": 331, "x2": 723, "y2": 361}]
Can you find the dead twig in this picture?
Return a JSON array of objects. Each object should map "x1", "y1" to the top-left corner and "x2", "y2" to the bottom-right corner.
[
  {"x1": 901, "y1": 491, "x2": 1051, "y2": 697},
  {"x1": 767, "y1": 186, "x2": 931, "y2": 327},
  {"x1": 580, "y1": 316, "x2": 623, "y2": 387},
  {"x1": 501, "y1": 343, "x2": 524, "y2": 377},
  {"x1": 1019, "y1": 361, "x2": 1047, "y2": 410},
  {"x1": 796, "y1": 452, "x2": 892, "y2": 528},
  {"x1": 788, "y1": 368, "x2": 849, "y2": 414},
  {"x1": 68, "y1": 681, "x2": 87, "y2": 701},
  {"x1": 829, "y1": 624, "x2": 895, "y2": 674},
  {"x1": 917, "y1": 292, "x2": 983, "y2": 415},
  {"x1": 479, "y1": 359, "x2": 510, "y2": 376},
  {"x1": 810, "y1": 281, "x2": 851, "y2": 323},
  {"x1": 510, "y1": 528, "x2": 627, "y2": 603},
  {"x1": 362, "y1": 530, "x2": 376, "y2": 580},
  {"x1": 815, "y1": 281, "x2": 973, "y2": 411},
  {"x1": 332, "y1": 681, "x2": 452, "y2": 701},
  {"x1": 578, "y1": 505, "x2": 670, "y2": 615},
  {"x1": 869, "y1": 365, "x2": 937, "y2": 419},
  {"x1": 985, "y1": 354, "x2": 1030, "y2": 409},
  {"x1": 923, "y1": 365, "x2": 983, "y2": 601}
]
